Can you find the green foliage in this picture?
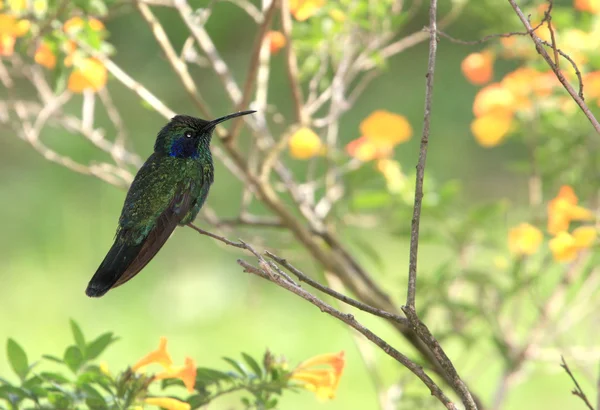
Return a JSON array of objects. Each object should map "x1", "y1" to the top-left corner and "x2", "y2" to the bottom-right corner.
[{"x1": 0, "y1": 322, "x2": 302, "y2": 410}]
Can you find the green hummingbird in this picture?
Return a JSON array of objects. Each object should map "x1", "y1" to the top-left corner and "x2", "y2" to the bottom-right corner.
[{"x1": 86, "y1": 110, "x2": 256, "y2": 297}]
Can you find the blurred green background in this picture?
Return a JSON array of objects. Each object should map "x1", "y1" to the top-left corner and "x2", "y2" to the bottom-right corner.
[{"x1": 1, "y1": 1, "x2": 594, "y2": 409}]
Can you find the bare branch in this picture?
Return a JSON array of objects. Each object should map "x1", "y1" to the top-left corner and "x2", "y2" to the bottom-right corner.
[
  {"x1": 506, "y1": 0, "x2": 600, "y2": 135},
  {"x1": 280, "y1": 0, "x2": 305, "y2": 124},
  {"x1": 560, "y1": 356, "x2": 594, "y2": 410},
  {"x1": 406, "y1": 0, "x2": 438, "y2": 310}
]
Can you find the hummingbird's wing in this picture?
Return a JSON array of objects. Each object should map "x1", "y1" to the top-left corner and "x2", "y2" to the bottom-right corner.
[{"x1": 86, "y1": 155, "x2": 201, "y2": 297}]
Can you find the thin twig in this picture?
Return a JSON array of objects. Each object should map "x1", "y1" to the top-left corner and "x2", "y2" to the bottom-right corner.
[
  {"x1": 265, "y1": 251, "x2": 410, "y2": 326},
  {"x1": 280, "y1": 0, "x2": 305, "y2": 124},
  {"x1": 406, "y1": 0, "x2": 438, "y2": 310},
  {"x1": 226, "y1": 0, "x2": 278, "y2": 144},
  {"x1": 560, "y1": 356, "x2": 594, "y2": 410},
  {"x1": 506, "y1": 0, "x2": 600, "y2": 135}
]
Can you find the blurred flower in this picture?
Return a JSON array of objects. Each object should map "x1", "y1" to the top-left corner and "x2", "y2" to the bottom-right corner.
[
  {"x1": 360, "y1": 110, "x2": 412, "y2": 146},
  {"x1": 472, "y1": 83, "x2": 515, "y2": 118},
  {"x1": 547, "y1": 185, "x2": 594, "y2": 235},
  {"x1": 346, "y1": 136, "x2": 391, "y2": 161},
  {"x1": 508, "y1": 223, "x2": 543, "y2": 256},
  {"x1": 63, "y1": 16, "x2": 105, "y2": 34},
  {"x1": 132, "y1": 337, "x2": 173, "y2": 371},
  {"x1": 328, "y1": 9, "x2": 346, "y2": 22},
  {"x1": 461, "y1": 51, "x2": 494, "y2": 85},
  {"x1": 549, "y1": 226, "x2": 597, "y2": 262},
  {"x1": 3, "y1": 0, "x2": 27, "y2": 12},
  {"x1": 289, "y1": 0, "x2": 324, "y2": 21},
  {"x1": 266, "y1": 30, "x2": 285, "y2": 54},
  {"x1": 154, "y1": 357, "x2": 197, "y2": 393},
  {"x1": 290, "y1": 351, "x2": 345, "y2": 400},
  {"x1": 376, "y1": 159, "x2": 406, "y2": 193},
  {"x1": 289, "y1": 127, "x2": 323, "y2": 159},
  {"x1": 144, "y1": 397, "x2": 191, "y2": 410},
  {"x1": 470, "y1": 113, "x2": 513, "y2": 147},
  {"x1": 0, "y1": 13, "x2": 29, "y2": 56},
  {"x1": 99, "y1": 361, "x2": 111, "y2": 376},
  {"x1": 584, "y1": 71, "x2": 600, "y2": 103},
  {"x1": 575, "y1": 0, "x2": 600, "y2": 13},
  {"x1": 34, "y1": 41, "x2": 56, "y2": 69},
  {"x1": 67, "y1": 57, "x2": 107, "y2": 93}
]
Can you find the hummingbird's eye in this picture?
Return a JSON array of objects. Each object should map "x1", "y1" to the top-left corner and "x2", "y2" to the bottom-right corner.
[{"x1": 185, "y1": 131, "x2": 193, "y2": 138}]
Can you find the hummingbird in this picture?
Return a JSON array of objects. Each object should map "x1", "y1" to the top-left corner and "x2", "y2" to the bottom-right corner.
[{"x1": 86, "y1": 110, "x2": 256, "y2": 297}]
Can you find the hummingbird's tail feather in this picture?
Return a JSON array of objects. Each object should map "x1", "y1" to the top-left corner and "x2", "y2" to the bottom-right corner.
[
  {"x1": 86, "y1": 188, "x2": 193, "y2": 297},
  {"x1": 85, "y1": 239, "x2": 146, "y2": 297}
]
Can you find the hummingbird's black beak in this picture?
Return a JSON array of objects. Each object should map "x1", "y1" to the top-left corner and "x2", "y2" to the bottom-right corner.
[{"x1": 205, "y1": 110, "x2": 256, "y2": 130}]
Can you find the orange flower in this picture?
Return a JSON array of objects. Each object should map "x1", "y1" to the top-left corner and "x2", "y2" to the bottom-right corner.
[
  {"x1": 266, "y1": 31, "x2": 285, "y2": 54},
  {"x1": 461, "y1": 51, "x2": 494, "y2": 85},
  {"x1": 470, "y1": 113, "x2": 513, "y2": 147},
  {"x1": 290, "y1": 351, "x2": 345, "y2": 400},
  {"x1": 508, "y1": 223, "x2": 543, "y2": 256},
  {"x1": 472, "y1": 83, "x2": 515, "y2": 117},
  {"x1": 132, "y1": 337, "x2": 173, "y2": 371},
  {"x1": 584, "y1": 71, "x2": 600, "y2": 101},
  {"x1": 289, "y1": 0, "x2": 324, "y2": 21},
  {"x1": 34, "y1": 41, "x2": 56, "y2": 69},
  {"x1": 346, "y1": 136, "x2": 392, "y2": 161},
  {"x1": 575, "y1": 0, "x2": 600, "y2": 13},
  {"x1": 288, "y1": 127, "x2": 323, "y2": 159},
  {"x1": 0, "y1": 13, "x2": 30, "y2": 56},
  {"x1": 144, "y1": 397, "x2": 191, "y2": 410},
  {"x1": 63, "y1": 16, "x2": 105, "y2": 34},
  {"x1": 67, "y1": 57, "x2": 107, "y2": 93},
  {"x1": 547, "y1": 186, "x2": 594, "y2": 235},
  {"x1": 360, "y1": 110, "x2": 412, "y2": 147},
  {"x1": 154, "y1": 357, "x2": 197, "y2": 393},
  {"x1": 549, "y1": 226, "x2": 597, "y2": 262}
]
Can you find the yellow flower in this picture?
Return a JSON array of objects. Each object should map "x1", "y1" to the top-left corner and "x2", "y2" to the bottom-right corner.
[
  {"x1": 345, "y1": 136, "x2": 392, "y2": 161},
  {"x1": 328, "y1": 9, "x2": 346, "y2": 22},
  {"x1": 472, "y1": 83, "x2": 515, "y2": 117},
  {"x1": 289, "y1": 0, "x2": 324, "y2": 21},
  {"x1": 63, "y1": 16, "x2": 105, "y2": 34},
  {"x1": 575, "y1": 0, "x2": 600, "y2": 13},
  {"x1": 288, "y1": 127, "x2": 323, "y2": 159},
  {"x1": 154, "y1": 357, "x2": 197, "y2": 393},
  {"x1": 67, "y1": 57, "x2": 107, "y2": 93},
  {"x1": 132, "y1": 337, "x2": 173, "y2": 371},
  {"x1": 461, "y1": 51, "x2": 494, "y2": 85},
  {"x1": 376, "y1": 159, "x2": 406, "y2": 194},
  {"x1": 508, "y1": 223, "x2": 543, "y2": 256},
  {"x1": 0, "y1": 13, "x2": 30, "y2": 56},
  {"x1": 360, "y1": 110, "x2": 412, "y2": 147},
  {"x1": 34, "y1": 41, "x2": 56, "y2": 69},
  {"x1": 547, "y1": 186, "x2": 594, "y2": 235},
  {"x1": 265, "y1": 30, "x2": 285, "y2": 54},
  {"x1": 470, "y1": 113, "x2": 513, "y2": 147},
  {"x1": 144, "y1": 397, "x2": 191, "y2": 410},
  {"x1": 549, "y1": 227, "x2": 597, "y2": 262},
  {"x1": 290, "y1": 351, "x2": 345, "y2": 400}
]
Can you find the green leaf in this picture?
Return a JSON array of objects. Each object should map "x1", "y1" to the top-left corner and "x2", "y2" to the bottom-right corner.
[
  {"x1": 241, "y1": 353, "x2": 262, "y2": 378},
  {"x1": 40, "y1": 372, "x2": 70, "y2": 384},
  {"x1": 222, "y1": 357, "x2": 248, "y2": 377},
  {"x1": 81, "y1": 384, "x2": 107, "y2": 409},
  {"x1": 47, "y1": 391, "x2": 73, "y2": 409},
  {"x1": 64, "y1": 345, "x2": 84, "y2": 373},
  {"x1": 42, "y1": 354, "x2": 64, "y2": 364},
  {"x1": 6, "y1": 339, "x2": 29, "y2": 380},
  {"x1": 86, "y1": 333, "x2": 117, "y2": 361},
  {"x1": 70, "y1": 319, "x2": 86, "y2": 356}
]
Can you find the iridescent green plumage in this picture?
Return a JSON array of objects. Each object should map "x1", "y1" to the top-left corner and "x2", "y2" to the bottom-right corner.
[{"x1": 86, "y1": 111, "x2": 255, "y2": 297}]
